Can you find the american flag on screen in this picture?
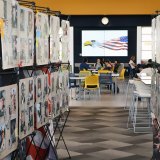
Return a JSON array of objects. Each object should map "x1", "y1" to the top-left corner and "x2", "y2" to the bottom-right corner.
[
  {"x1": 101, "y1": 36, "x2": 128, "y2": 50},
  {"x1": 84, "y1": 36, "x2": 128, "y2": 50}
]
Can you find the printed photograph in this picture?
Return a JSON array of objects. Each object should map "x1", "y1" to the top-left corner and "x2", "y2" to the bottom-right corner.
[
  {"x1": 44, "y1": 101, "x2": 48, "y2": 117},
  {"x1": 51, "y1": 77, "x2": 54, "y2": 92},
  {"x1": 51, "y1": 97, "x2": 55, "y2": 115},
  {"x1": 27, "y1": 80, "x2": 33, "y2": 106},
  {"x1": 20, "y1": 38, "x2": 26, "y2": 62},
  {"x1": 12, "y1": 35, "x2": 18, "y2": 60},
  {"x1": 28, "y1": 39, "x2": 33, "y2": 60},
  {"x1": 36, "y1": 103, "x2": 42, "y2": 123},
  {"x1": 20, "y1": 9, "x2": 25, "y2": 31},
  {"x1": 0, "y1": 123, "x2": 6, "y2": 152},
  {"x1": 20, "y1": 82, "x2": 25, "y2": 105},
  {"x1": 10, "y1": 119, "x2": 16, "y2": 144},
  {"x1": 44, "y1": 76, "x2": 48, "y2": 97},
  {"x1": 28, "y1": 106, "x2": 33, "y2": 129},
  {"x1": 37, "y1": 78, "x2": 42, "y2": 100},
  {"x1": 20, "y1": 138, "x2": 26, "y2": 158},
  {"x1": 43, "y1": 16, "x2": 49, "y2": 37},
  {"x1": 10, "y1": 88, "x2": 17, "y2": 116},
  {"x1": 20, "y1": 110, "x2": 26, "y2": 135},
  {"x1": 28, "y1": 11, "x2": 33, "y2": 34},
  {"x1": 12, "y1": 4, "x2": 18, "y2": 29},
  {"x1": 0, "y1": 90, "x2": 6, "y2": 117}
]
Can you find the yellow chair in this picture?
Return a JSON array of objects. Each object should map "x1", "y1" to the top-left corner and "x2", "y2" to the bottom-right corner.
[
  {"x1": 117, "y1": 68, "x2": 126, "y2": 93},
  {"x1": 84, "y1": 75, "x2": 100, "y2": 99},
  {"x1": 98, "y1": 70, "x2": 112, "y2": 74},
  {"x1": 118, "y1": 68, "x2": 126, "y2": 80}
]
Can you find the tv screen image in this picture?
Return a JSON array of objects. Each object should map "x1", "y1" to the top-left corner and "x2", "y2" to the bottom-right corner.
[{"x1": 82, "y1": 30, "x2": 128, "y2": 57}]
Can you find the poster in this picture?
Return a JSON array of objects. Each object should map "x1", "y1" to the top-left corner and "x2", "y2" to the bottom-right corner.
[
  {"x1": 19, "y1": 78, "x2": 34, "y2": 140},
  {"x1": 19, "y1": 6, "x2": 34, "y2": 67},
  {"x1": 50, "y1": 16, "x2": 60, "y2": 63},
  {"x1": 1, "y1": 2, "x2": 34, "y2": 69},
  {"x1": 0, "y1": 0, "x2": 4, "y2": 18},
  {"x1": 61, "y1": 20, "x2": 70, "y2": 63},
  {"x1": 35, "y1": 75, "x2": 49, "y2": 129},
  {"x1": 36, "y1": 12, "x2": 49, "y2": 65},
  {"x1": 0, "y1": 84, "x2": 18, "y2": 159}
]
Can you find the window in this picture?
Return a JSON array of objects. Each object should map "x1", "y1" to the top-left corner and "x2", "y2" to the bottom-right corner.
[{"x1": 141, "y1": 27, "x2": 152, "y2": 60}]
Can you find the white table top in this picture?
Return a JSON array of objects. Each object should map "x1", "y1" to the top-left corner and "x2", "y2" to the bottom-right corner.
[
  {"x1": 141, "y1": 79, "x2": 151, "y2": 85},
  {"x1": 70, "y1": 77, "x2": 86, "y2": 80},
  {"x1": 140, "y1": 76, "x2": 151, "y2": 80}
]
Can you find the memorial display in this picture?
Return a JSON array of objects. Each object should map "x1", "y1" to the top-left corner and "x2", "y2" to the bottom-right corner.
[
  {"x1": 0, "y1": 84, "x2": 18, "y2": 159},
  {"x1": 50, "y1": 16, "x2": 60, "y2": 63},
  {"x1": 19, "y1": 78, "x2": 34, "y2": 139},
  {"x1": 36, "y1": 12, "x2": 49, "y2": 65},
  {"x1": 61, "y1": 20, "x2": 70, "y2": 63}
]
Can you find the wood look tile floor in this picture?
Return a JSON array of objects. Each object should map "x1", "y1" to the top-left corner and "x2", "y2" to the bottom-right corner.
[{"x1": 57, "y1": 89, "x2": 153, "y2": 160}]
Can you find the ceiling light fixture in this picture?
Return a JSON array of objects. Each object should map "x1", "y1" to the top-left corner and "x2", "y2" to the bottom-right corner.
[{"x1": 101, "y1": 17, "x2": 109, "y2": 25}]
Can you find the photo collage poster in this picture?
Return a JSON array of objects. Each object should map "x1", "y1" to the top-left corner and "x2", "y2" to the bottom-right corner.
[
  {"x1": 19, "y1": 77, "x2": 34, "y2": 140},
  {"x1": 35, "y1": 74, "x2": 49, "y2": 129},
  {"x1": 36, "y1": 12, "x2": 49, "y2": 65},
  {"x1": 1, "y1": 1, "x2": 34, "y2": 69},
  {"x1": 61, "y1": 20, "x2": 70, "y2": 63},
  {"x1": 0, "y1": 84, "x2": 18, "y2": 159},
  {"x1": 50, "y1": 16, "x2": 60, "y2": 63},
  {"x1": 50, "y1": 72, "x2": 60, "y2": 118},
  {"x1": 0, "y1": 0, "x2": 4, "y2": 19},
  {"x1": 1, "y1": 0, "x2": 16, "y2": 69},
  {"x1": 59, "y1": 68, "x2": 69, "y2": 111},
  {"x1": 19, "y1": 6, "x2": 34, "y2": 67}
]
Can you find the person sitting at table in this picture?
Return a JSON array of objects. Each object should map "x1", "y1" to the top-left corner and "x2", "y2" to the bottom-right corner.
[
  {"x1": 80, "y1": 58, "x2": 90, "y2": 71},
  {"x1": 129, "y1": 56, "x2": 136, "y2": 78},
  {"x1": 113, "y1": 60, "x2": 121, "y2": 73},
  {"x1": 95, "y1": 58, "x2": 103, "y2": 70},
  {"x1": 103, "y1": 59, "x2": 112, "y2": 71},
  {"x1": 138, "y1": 63, "x2": 153, "y2": 76}
]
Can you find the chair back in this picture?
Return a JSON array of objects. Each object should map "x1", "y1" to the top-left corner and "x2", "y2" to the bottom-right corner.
[
  {"x1": 118, "y1": 68, "x2": 126, "y2": 80},
  {"x1": 79, "y1": 71, "x2": 91, "y2": 77},
  {"x1": 98, "y1": 70, "x2": 112, "y2": 74},
  {"x1": 84, "y1": 75, "x2": 99, "y2": 89},
  {"x1": 99, "y1": 73, "x2": 112, "y2": 84},
  {"x1": 69, "y1": 73, "x2": 77, "y2": 88}
]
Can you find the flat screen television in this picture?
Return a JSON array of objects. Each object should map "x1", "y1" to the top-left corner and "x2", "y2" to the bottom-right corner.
[{"x1": 82, "y1": 30, "x2": 128, "y2": 57}]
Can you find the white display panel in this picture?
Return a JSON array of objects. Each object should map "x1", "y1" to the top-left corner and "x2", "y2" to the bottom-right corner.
[
  {"x1": 0, "y1": 84, "x2": 18, "y2": 159},
  {"x1": 50, "y1": 16, "x2": 60, "y2": 63},
  {"x1": 19, "y1": 78, "x2": 34, "y2": 140},
  {"x1": 36, "y1": 12, "x2": 49, "y2": 65},
  {"x1": 82, "y1": 30, "x2": 128, "y2": 57}
]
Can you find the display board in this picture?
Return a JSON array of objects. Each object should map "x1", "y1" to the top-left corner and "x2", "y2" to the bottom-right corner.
[
  {"x1": 0, "y1": 0, "x2": 4, "y2": 18},
  {"x1": 19, "y1": 6, "x2": 34, "y2": 67},
  {"x1": 50, "y1": 72, "x2": 60, "y2": 118},
  {"x1": 50, "y1": 16, "x2": 60, "y2": 63},
  {"x1": 35, "y1": 74, "x2": 49, "y2": 129},
  {"x1": 36, "y1": 12, "x2": 49, "y2": 65},
  {"x1": 1, "y1": 1, "x2": 34, "y2": 69},
  {"x1": 0, "y1": 84, "x2": 18, "y2": 159},
  {"x1": 1, "y1": 0, "x2": 15, "y2": 69},
  {"x1": 61, "y1": 20, "x2": 70, "y2": 63},
  {"x1": 19, "y1": 77, "x2": 34, "y2": 139}
]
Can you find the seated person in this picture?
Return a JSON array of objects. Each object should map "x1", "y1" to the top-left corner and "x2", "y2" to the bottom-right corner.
[
  {"x1": 113, "y1": 60, "x2": 121, "y2": 73},
  {"x1": 80, "y1": 58, "x2": 90, "y2": 71},
  {"x1": 95, "y1": 58, "x2": 103, "y2": 70},
  {"x1": 103, "y1": 60, "x2": 112, "y2": 71},
  {"x1": 139, "y1": 63, "x2": 153, "y2": 76}
]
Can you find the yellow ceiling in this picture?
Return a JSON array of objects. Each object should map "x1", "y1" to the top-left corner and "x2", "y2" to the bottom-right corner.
[{"x1": 27, "y1": 0, "x2": 160, "y2": 15}]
